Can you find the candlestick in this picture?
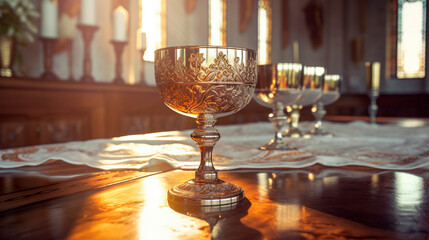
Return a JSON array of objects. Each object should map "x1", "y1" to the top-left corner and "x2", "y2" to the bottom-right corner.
[
  {"x1": 111, "y1": 41, "x2": 127, "y2": 84},
  {"x1": 0, "y1": 36, "x2": 15, "y2": 77},
  {"x1": 365, "y1": 61, "x2": 380, "y2": 125},
  {"x1": 113, "y1": 6, "x2": 128, "y2": 42},
  {"x1": 41, "y1": 0, "x2": 59, "y2": 38},
  {"x1": 78, "y1": 24, "x2": 98, "y2": 83},
  {"x1": 80, "y1": 0, "x2": 97, "y2": 26},
  {"x1": 368, "y1": 89, "x2": 379, "y2": 125},
  {"x1": 139, "y1": 49, "x2": 147, "y2": 86},
  {"x1": 40, "y1": 37, "x2": 59, "y2": 81}
]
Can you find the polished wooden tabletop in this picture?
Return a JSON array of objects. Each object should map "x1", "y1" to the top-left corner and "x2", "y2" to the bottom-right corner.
[{"x1": 0, "y1": 163, "x2": 428, "y2": 239}]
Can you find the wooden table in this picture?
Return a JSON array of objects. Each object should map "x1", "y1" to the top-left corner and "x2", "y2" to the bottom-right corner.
[{"x1": 1, "y1": 163, "x2": 428, "y2": 239}]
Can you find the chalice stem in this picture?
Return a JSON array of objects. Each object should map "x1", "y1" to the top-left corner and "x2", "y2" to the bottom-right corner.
[
  {"x1": 191, "y1": 114, "x2": 220, "y2": 183},
  {"x1": 270, "y1": 103, "x2": 287, "y2": 144},
  {"x1": 312, "y1": 102, "x2": 326, "y2": 130},
  {"x1": 290, "y1": 105, "x2": 300, "y2": 130}
]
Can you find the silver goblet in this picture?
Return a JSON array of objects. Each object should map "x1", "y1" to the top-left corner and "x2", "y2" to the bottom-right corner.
[
  {"x1": 309, "y1": 74, "x2": 342, "y2": 136},
  {"x1": 284, "y1": 66, "x2": 325, "y2": 138},
  {"x1": 253, "y1": 63, "x2": 303, "y2": 150},
  {"x1": 155, "y1": 46, "x2": 257, "y2": 206}
]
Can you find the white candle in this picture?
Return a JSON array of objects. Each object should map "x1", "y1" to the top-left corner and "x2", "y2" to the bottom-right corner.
[
  {"x1": 113, "y1": 6, "x2": 128, "y2": 42},
  {"x1": 372, "y1": 62, "x2": 380, "y2": 90},
  {"x1": 41, "y1": 0, "x2": 58, "y2": 38},
  {"x1": 80, "y1": 0, "x2": 97, "y2": 26},
  {"x1": 366, "y1": 62, "x2": 381, "y2": 90},
  {"x1": 58, "y1": 14, "x2": 77, "y2": 39},
  {"x1": 293, "y1": 41, "x2": 299, "y2": 63},
  {"x1": 136, "y1": 29, "x2": 146, "y2": 50}
]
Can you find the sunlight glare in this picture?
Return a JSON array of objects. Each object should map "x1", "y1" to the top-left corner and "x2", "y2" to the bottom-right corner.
[
  {"x1": 394, "y1": 172, "x2": 423, "y2": 211},
  {"x1": 258, "y1": 7, "x2": 268, "y2": 64},
  {"x1": 397, "y1": 0, "x2": 425, "y2": 78},
  {"x1": 141, "y1": 0, "x2": 164, "y2": 61},
  {"x1": 209, "y1": 0, "x2": 225, "y2": 46},
  {"x1": 138, "y1": 176, "x2": 207, "y2": 239}
]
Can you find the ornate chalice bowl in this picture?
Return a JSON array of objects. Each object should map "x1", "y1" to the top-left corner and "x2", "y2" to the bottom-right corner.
[{"x1": 155, "y1": 46, "x2": 257, "y2": 206}]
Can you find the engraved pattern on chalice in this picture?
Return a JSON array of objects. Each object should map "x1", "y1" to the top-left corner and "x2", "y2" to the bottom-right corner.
[{"x1": 155, "y1": 46, "x2": 257, "y2": 206}]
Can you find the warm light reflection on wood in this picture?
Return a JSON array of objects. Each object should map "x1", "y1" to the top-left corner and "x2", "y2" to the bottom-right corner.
[
  {"x1": 322, "y1": 176, "x2": 338, "y2": 186},
  {"x1": 256, "y1": 172, "x2": 268, "y2": 199},
  {"x1": 308, "y1": 173, "x2": 314, "y2": 181},
  {"x1": 2, "y1": 170, "x2": 423, "y2": 238},
  {"x1": 276, "y1": 203, "x2": 301, "y2": 231},
  {"x1": 394, "y1": 172, "x2": 423, "y2": 211},
  {"x1": 138, "y1": 175, "x2": 209, "y2": 239},
  {"x1": 67, "y1": 173, "x2": 209, "y2": 239}
]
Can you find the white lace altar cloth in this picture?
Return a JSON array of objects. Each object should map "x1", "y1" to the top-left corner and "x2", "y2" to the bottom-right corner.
[{"x1": 1, "y1": 121, "x2": 429, "y2": 171}]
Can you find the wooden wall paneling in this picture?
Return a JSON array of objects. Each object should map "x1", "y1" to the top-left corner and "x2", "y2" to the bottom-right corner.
[
  {"x1": 0, "y1": 118, "x2": 33, "y2": 149},
  {"x1": 0, "y1": 82, "x2": 106, "y2": 147},
  {"x1": 104, "y1": 88, "x2": 194, "y2": 137}
]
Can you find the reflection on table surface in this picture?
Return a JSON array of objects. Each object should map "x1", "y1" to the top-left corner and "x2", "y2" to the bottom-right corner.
[{"x1": 1, "y1": 167, "x2": 428, "y2": 239}]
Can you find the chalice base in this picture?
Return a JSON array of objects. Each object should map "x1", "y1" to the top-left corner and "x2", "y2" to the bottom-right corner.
[
  {"x1": 168, "y1": 178, "x2": 244, "y2": 206},
  {"x1": 259, "y1": 139, "x2": 297, "y2": 151},
  {"x1": 283, "y1": 128, "x2": 305, "y2": 138},
  {"x1": 308, "y1": 128, "x2": 333, "y2": 137}
]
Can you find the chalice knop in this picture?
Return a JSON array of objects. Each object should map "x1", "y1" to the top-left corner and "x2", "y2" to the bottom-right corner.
[{"x1": 155, "y1": 46, "x2": 257, "y2": 206}]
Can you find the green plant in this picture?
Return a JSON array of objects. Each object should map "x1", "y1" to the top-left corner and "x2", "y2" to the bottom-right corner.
[{"x1": 0, "y1": 0, "x2": 39, "y2": 45}]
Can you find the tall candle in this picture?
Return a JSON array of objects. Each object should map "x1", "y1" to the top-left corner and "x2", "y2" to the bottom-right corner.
[
  {"x1": 58, "y1": 14, "x2": 77, "y2": 39},
  {"x1": 371, "y1": 62, "x2": 380, "y2": 90},
  {"x1": 113, "y1": 6, "x2": 128, "y2": 42},
  {"x1": 136, "y1": 29, "x2": 146, "y2": 50},
  {"x1": 41, "y1": 0, "x2": 58, "y2": 38},
  {"x1": 80, "y1": 0, "x2": 97, "y2": 26},
  {"x1": 365, "y1": 61, "x2": 380, "y2": 90},
  {"x1": 293, "y1": 41, "x2": 299, "y2": 63}
]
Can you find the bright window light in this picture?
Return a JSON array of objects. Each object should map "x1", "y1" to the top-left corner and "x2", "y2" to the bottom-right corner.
[
  {"x1": 258, "y1": 0, "x2": 271, "y2": 64},
  {"x1": 397, "y1": 0, "x2": 426, "y2": 78},
  {"x1": 209, "y1": 0, "x2": 226, "y2": 46},
  {"x1": 141, "y1": 0, "x2": 166, "y2": 62}
]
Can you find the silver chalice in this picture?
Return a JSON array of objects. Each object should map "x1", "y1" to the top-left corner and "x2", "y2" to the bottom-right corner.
[{"x1": 155, "y1": 46, "x2": 257, "y2": 206}]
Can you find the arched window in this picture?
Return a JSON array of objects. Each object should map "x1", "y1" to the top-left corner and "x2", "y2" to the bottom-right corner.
[
  {"x1": 388, "y1": 0, "x2": 426, "y2": 79},
  {"x1": 209, "y1": 0, "x2": 226, "y2": 46},
  {"x1": 258, "y1": 0, "x2": 271, "y2": 64}
]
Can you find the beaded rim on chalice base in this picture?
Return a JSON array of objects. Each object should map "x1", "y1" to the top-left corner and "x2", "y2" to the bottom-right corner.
[{"x1": 154, "y1": 46, "x2": 257, "y2": 206}]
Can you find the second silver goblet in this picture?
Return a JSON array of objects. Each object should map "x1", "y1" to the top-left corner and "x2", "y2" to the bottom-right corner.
[
  {"x1": 254, "y1": 63, "x2": 303, "y2": 150},
  {"x1": 284, "y1": 66, "x2": 325, "y2": 138},
  {"x1": 309, "y1": 74, "x2": 342, "y2": 136}
]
